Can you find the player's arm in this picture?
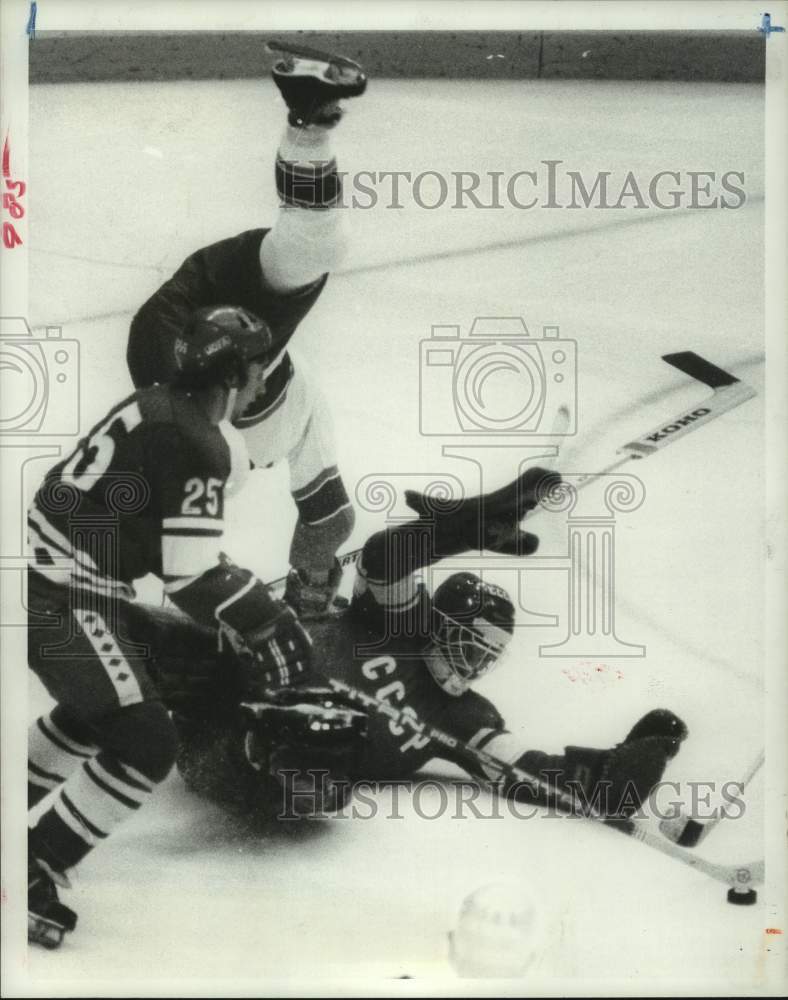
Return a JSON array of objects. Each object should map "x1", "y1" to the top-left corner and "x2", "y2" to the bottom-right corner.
[
  {"x1": 149, "y1": 425, "x2": 312, "y2": 689},
  {"x1": 449, "y1": 701, "x2": 687, "y2": 818}
]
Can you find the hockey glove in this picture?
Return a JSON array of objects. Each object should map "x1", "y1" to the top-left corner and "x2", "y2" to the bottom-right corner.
[
  {"x1": 512, "y1": 709, "x2": 688, "y2": 819},
  {"x1": 404, "y1": 466, "x2": 562, "y2": 557},
  {"x1": 241, "y1": 686, "x2": 368, "y2": 815},
  {"x1": 220, "y1": 605, "x2": 313, "y2": 696}
]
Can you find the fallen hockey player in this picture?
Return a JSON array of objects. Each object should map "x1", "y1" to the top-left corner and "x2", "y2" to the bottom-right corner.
[
  {"x1": 160, "y1": 464, "x2": 688, "y2": 824},
  {"x1": 127, "y1": 41, "x2": 367, "y2": 621}
]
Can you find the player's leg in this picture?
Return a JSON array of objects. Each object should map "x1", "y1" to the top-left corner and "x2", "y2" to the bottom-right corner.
[
  {"x1": 28, "y1": 706, "x2": 99, "y2": 809},
  {"x1": 259, "y1": 44, "x2": 366, "y2": 292},
  {"x1": 281, "y1": 364, "x2": 354, "y2": 616},
  {"x1": 27, "y1": 583, "x2": 177, "y2": 947}
]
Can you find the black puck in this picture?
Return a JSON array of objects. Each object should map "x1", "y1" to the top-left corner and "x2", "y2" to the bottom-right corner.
[{"x1": 727, "y1": 887, "x2": 757, "y2": 905}]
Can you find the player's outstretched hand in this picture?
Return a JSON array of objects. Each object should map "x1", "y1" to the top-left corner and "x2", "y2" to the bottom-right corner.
[{"x1": 405, "y1": 466, "x2": 562, "y2": 557}]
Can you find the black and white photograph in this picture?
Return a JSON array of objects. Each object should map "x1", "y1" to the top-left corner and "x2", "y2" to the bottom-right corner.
[{"x1": 1, "y1": 1, "x2": 786, "y2": 995}]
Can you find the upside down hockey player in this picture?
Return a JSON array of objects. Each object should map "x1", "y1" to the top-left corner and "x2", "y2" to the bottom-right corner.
[
  {"x1": 168, "y1": 466, "x2": 688, "y2": 823},
  {"x1": 26, "y1": 307, "x2": 365, "y2": 949},
  {"x1": 127, "y1": 42, "x2": 366, "y2": 621}
]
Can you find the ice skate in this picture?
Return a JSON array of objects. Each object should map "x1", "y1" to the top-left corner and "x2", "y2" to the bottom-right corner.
[
  {"x1": 268, "y1": 39, "x2": 367, "y2": 127},
  {"x1": 28, "y1": 852, "x2": 77, "y2": 949}
]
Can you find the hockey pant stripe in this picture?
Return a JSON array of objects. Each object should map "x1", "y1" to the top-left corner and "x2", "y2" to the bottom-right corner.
[{"x1": 73, "y1": 609, "x2": 143, "y2": 708}]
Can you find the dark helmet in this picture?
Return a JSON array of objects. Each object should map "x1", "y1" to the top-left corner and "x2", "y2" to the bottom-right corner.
[
  {"x1": 172, "y1": 305, "x2": 272, "y2": 389},
  {"x1": 428, "y1": 572, "x2": 515, "y2": 696}
]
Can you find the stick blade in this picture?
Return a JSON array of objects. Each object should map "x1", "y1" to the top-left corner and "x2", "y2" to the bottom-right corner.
[{"x1": 662, "y1": 352, "x2": 740, "y2": 389}]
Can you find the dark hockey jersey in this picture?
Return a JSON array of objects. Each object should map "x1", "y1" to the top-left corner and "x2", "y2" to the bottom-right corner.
[
  {"x1": 310, "y1": 592, "x2": 507, "y2": 781},
  {"x1": 27, "y1": 385, "x2": 250, "y2": 623},
  {"x1": 128, "y1": 229, "x2": 328, "y2": 425}
]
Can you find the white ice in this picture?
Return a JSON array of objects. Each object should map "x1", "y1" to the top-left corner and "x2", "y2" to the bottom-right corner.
[{"x1": 19, "y1": 77, "x2": 773, "y2": 992}]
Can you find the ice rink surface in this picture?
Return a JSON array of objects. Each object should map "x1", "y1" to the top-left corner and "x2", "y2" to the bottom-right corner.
[{"x1": 23, "y1": 77, "x2": 773, "y2": 991}]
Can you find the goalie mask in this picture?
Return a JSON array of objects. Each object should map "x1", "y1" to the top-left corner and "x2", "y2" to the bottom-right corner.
[{"x1": 427, "y1": 573, "x2": 515, "y2": 697}]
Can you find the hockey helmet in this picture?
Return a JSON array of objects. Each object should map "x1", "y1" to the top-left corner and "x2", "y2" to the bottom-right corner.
[
  {"x1": 428, "y1": 572, "x2": 515, "y2": 696},
  {"x1": 172, "y1": 305, "x2": 272, "y2": 389}
]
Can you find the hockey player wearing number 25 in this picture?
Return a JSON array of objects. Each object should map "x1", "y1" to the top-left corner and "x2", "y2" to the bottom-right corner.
[{"x1": 26, "y1": 307, "x2": 366, "y2": 950}]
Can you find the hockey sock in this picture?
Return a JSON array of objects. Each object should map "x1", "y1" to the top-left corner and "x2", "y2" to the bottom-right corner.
[
  {"x1": 30, "y1": 751, "x2": 157, "y2": 875},
  {"x1": 28, "y1": 707, "x2": 99, "y2": 809},
  {"x1": 276, "y1": 125, "x2": 341, "y2": 209},
  {"x1": 260, "y1": 125, "x2": 347, "y2": 290}
]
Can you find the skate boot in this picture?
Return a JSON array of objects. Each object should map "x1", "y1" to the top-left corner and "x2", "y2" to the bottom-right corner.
[
  {"x1": 28, "y1": 851, "x2": 77, "y2": 949},
  {"x1": 268, "y1": 40, "x2": 367, "y2": 127},
  {"x1": 283, "y1": 558, "x2": 347, "y2": 621}
]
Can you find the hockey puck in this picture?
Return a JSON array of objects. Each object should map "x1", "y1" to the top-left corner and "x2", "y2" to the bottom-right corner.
[{"x1": 727, "y1": 887, "x2": 757, "y2": 905}]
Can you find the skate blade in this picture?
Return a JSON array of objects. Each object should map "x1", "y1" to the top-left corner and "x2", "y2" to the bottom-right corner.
[
  {"x1": 28, "y1": 913, "x2": 66, "y2": 949},
  {"x1": 266, "y1": 39, "x2": 359, "y2": 69}
]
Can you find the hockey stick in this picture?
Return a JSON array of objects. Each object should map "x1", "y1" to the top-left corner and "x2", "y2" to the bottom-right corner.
[
  {"x1": 567, "y1": 351, "x2": 757, "y2": 490},
  {"x1": 269, "y1": 353, "x2": 756, "y2": 596},
  {"x1": 328, "y1": 677, "x2": 765, "y2": 897},
  {"x1": 658, "y1": 749, "x2": 765, "y2": 848}
]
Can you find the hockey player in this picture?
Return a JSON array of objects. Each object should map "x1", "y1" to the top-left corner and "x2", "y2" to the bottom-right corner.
[
  {"x1": 127, "y1": 42, "x2": 366, "y2": 621},
  {"x1": 26, "y1": 305, "x2": 365, "y2": 949},
  {"x1": 166, "y1": 465, "x2": 688, "y2": 820}
]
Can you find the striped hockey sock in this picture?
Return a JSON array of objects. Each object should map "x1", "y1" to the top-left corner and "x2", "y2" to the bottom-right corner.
[
  {"x1": 275, "y1": 125, "x2": 341, "y2": 210},
  {"x1": 28, "y1": 709, "x2": 100, "y2": 809},
  {"x1": 30, "y1": 751, "x2": 157, "y2": 874}
]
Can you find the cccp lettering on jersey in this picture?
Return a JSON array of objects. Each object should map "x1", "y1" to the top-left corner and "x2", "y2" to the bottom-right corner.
[{"x1": 360, "y1": 655, "x2": 397, "y2": 680}]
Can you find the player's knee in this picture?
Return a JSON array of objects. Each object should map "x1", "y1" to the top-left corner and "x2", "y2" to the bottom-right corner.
[
  {"x1": 96, "y1": 701, "x2": 178, "y2": 785},
  {"x1": 359, "y1": 528, "x2": 389, "y2": 581}
]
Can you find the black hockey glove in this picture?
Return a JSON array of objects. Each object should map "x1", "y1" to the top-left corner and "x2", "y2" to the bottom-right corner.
[
  {"x1": 511, "y1": 709, "x2": 688, "y2": 819},
  {"x1": 240, "y1": 686, "x2": 368, "y2": 816},
  {"x1": 220, "y1": 603, "x2": 313, "y2": 695},
  {"x1": 404, "y1": 466, "x2": 562, "y2": 557}
]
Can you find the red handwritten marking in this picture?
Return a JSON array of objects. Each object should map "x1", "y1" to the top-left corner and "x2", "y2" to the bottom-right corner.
[
  {"x1": 765, "y1": 928, "x2": 783, "y2": 935},
  {"x1": 3, "y1": 223, "x2": 22, "y2": 249},
  {"x1": 562, "y1": 663, "x2": 624, "y2": 684},
  {"x1": 1, "y1": 136, "x2": 25, "y2": 248}
]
